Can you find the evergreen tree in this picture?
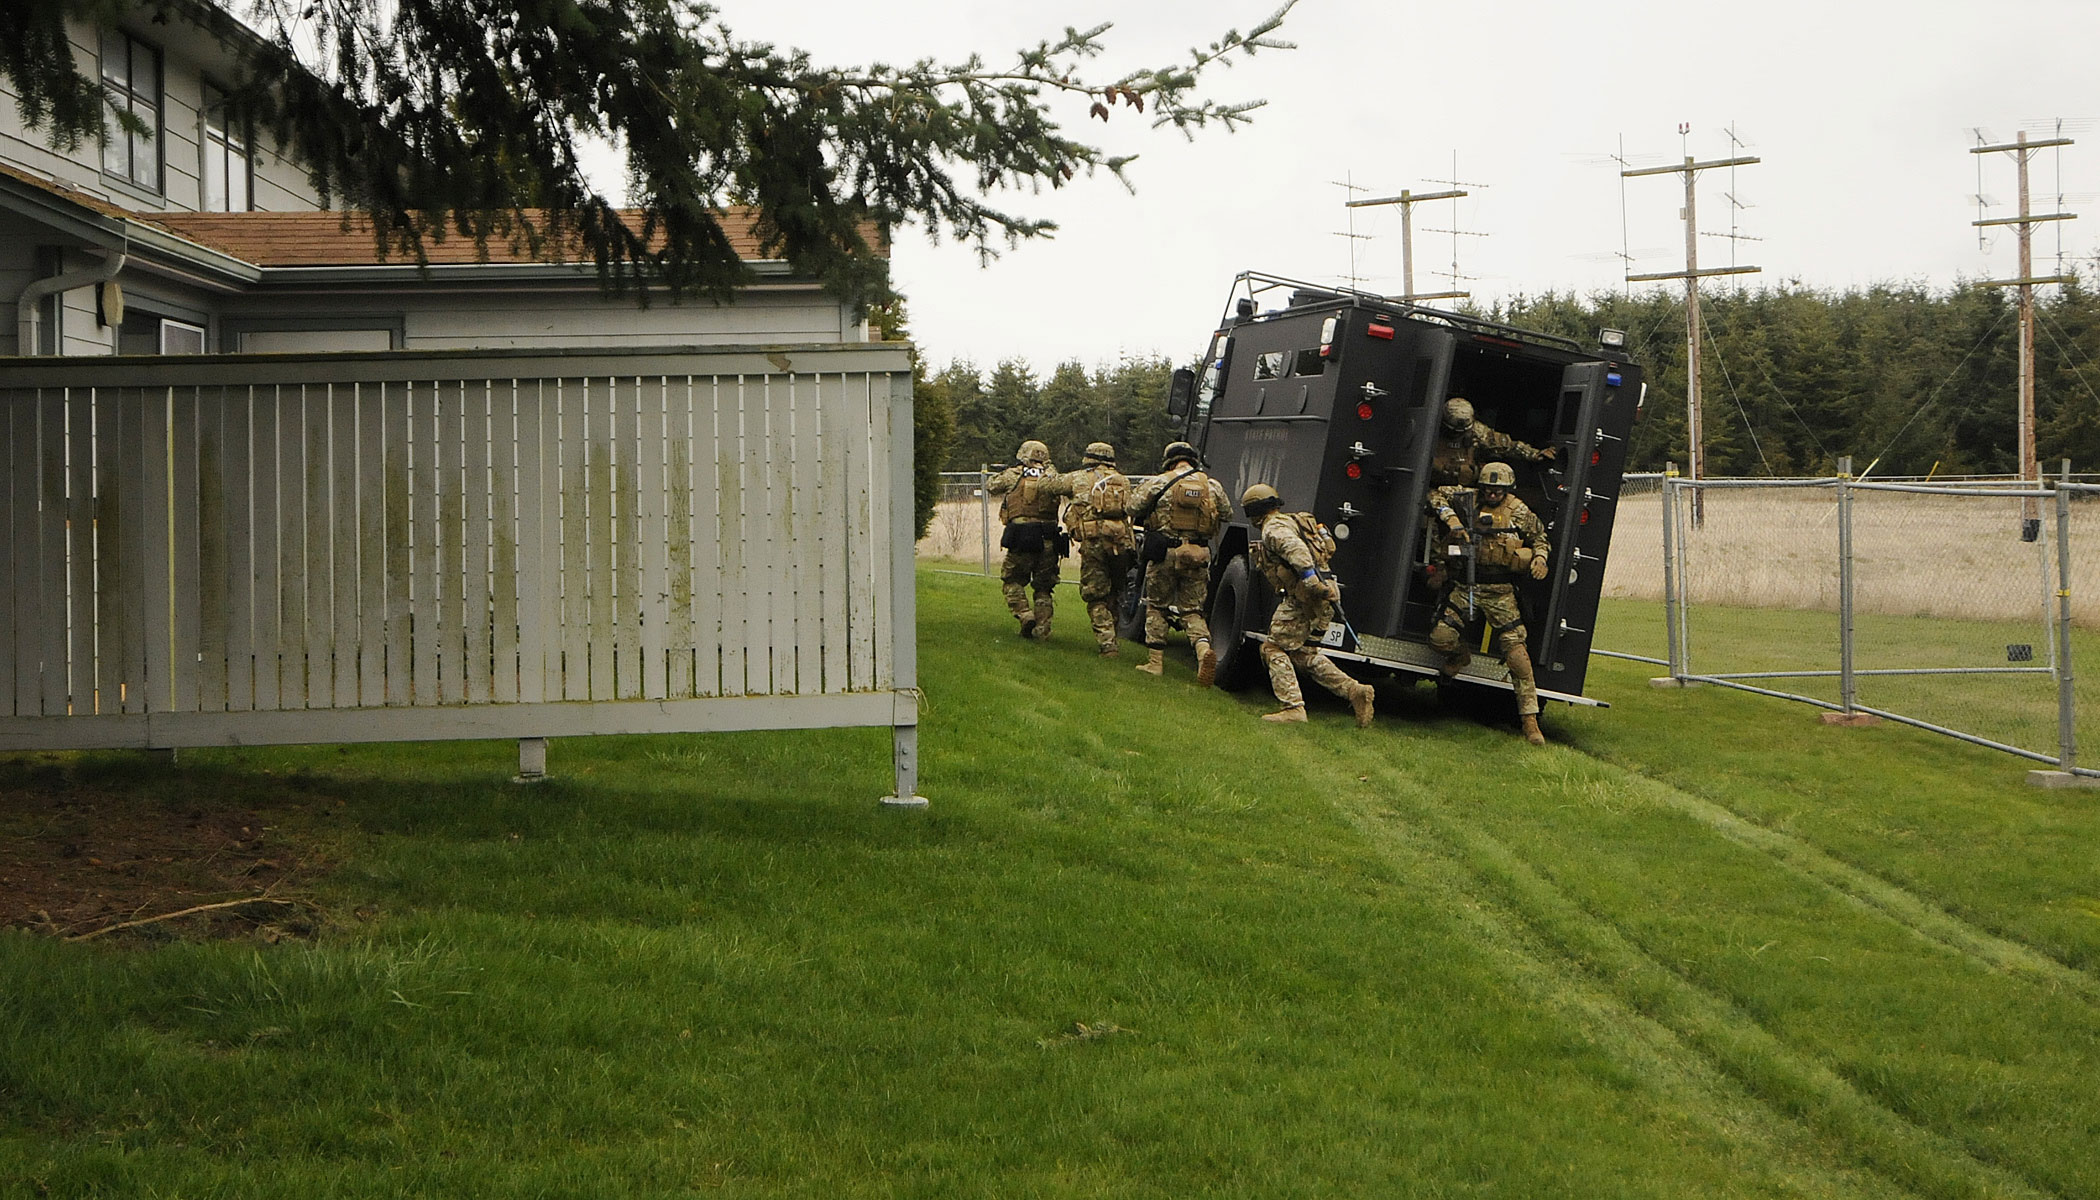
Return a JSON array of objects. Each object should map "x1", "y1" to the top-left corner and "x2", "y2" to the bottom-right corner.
[{"x1": 5, "y1": 0, "x2": 1297, "y2": 310}]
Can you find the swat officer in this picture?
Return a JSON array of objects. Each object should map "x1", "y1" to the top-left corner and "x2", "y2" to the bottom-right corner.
[
  {"x1": 1426, "y1": 461, "x2": 1552, "y2": 745},
  {"x1": 1128, "y1": 441, "x2": 1232, "y2": 683},
  {"x1": 1243, "y1": 484, "x2": 1376, "y2": 727},
  {"x1": 1042, "y1": 442, "x2": 1136, "y2": 657},
  {"x1": 1430, "y1": 396, "x2": 1557, "y2": 489},
  {"x1": 985, "y1": 440, "x2": 1063, "y2": 640}
]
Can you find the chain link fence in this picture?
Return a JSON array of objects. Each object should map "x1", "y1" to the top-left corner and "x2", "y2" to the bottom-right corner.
[
  {"x1": 922, "y1": 462, "x2": 2100, "y2": 775},
  {"x1": 1602, "y1": 463, "x2": 2100, "y2": 777}
]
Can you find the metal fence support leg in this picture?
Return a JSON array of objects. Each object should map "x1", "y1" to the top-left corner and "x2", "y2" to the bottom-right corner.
[
  {"x1": 1653, "y1": 466, "x2": 1688, "y2": 687},
  {"x1": 1837, "y1": 456, "x2": 1857, "y2": 714},
  {"x1": 2056, "y1": 461, "x2": 2077, "y2": 771},
  {"x1": 882, "y1": 723, "x2": 929, "y2": 809},
  {"x1": 979, "y1": 464, "x2": 993, "y2": 577},
  {"x1": 515, "y1": 737, "x2": 548, "y2": 784}
]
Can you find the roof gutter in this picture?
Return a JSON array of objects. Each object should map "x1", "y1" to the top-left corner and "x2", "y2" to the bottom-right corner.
[{"x1": 17, "y1": 244, "x2": 127, "y2": 356}]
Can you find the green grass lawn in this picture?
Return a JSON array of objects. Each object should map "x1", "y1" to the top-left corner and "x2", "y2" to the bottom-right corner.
[{"x1": 2, "y1": 569, "x2": 2097, "y2": 1198}]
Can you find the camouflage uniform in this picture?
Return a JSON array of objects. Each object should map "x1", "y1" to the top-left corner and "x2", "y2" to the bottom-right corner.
[
  {"x1": 1426, "y1": 482, "x2": 1551, "y2": 721},
  {"x1": 1430, "y1": 398, "x2": 1556, "y2": 489},
  {"x1": 986, "y1": 447, "x2": 1063, "y2": 640},
  {"x1": 1129, "y1": 456, "x2": 1232, "y2": 680},
  {"x1": 1252, "y1": 506, "x2": 1375, "y2": 726},
  {"x1": 1042, "y1": 448, "x2": 1135, "y2": 655}
]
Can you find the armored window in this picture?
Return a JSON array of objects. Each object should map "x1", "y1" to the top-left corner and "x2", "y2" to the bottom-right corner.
[
  {"x1": 1290, "y1": 348, "x2": 1326, "y2": 376},
  {"x1": 1253, "y1": 351, "x2": 1285, "y2": 380},
  {"x1": 99, "y1": 29, "x2": 162, "y2": 192},
  {"x1": 200, "y1": 84, "x2": 253, "y2": 212}
]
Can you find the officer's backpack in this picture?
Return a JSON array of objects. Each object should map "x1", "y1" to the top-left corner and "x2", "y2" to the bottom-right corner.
[
  {"x1": 1159, "y1": 470, "x2": 1221, "y2": 538},
  {"x1": 1088, "y1": 471, "x2": 1131, "y2": 520},
  {"x1": 1251, "y1": 512, "x2": 1337, "y2": 591}
]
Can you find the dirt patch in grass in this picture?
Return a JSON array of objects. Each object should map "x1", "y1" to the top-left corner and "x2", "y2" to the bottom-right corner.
[{"x1": 0, "y1": 756, "x2": 340, "y2": 944}]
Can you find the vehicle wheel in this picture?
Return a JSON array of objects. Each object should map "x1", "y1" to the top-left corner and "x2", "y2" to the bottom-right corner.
[
  {"x1": 1115, "y1": 560, "x2": 1148, "y2": 643},
  {"x1": 1206, "y1": 556, "x2": 1265, "y2": 692}
]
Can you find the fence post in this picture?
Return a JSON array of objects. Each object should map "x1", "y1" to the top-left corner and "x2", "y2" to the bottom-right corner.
[
  {"x1": 1837, "y1": 455, "x2": 1857, "y2": 714},
  {"x1": 1661, "y1": 463, "x2": 1684, "y2": 679},
  {"x1": 979, "y1": 463, "x2": 993, "y2": 577},
  {"x1": 2057, "y1": 459, "x2": 2077, "y2": 772}
]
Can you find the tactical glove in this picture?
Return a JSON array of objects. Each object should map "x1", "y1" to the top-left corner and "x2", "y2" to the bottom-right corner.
[
  {"x1": 1444, "y1": 515, "x2": 1470, "y2": 544},
  {"x1": 1529, "y1": 554, "x2": 1550, "y2": 581},
  {"x1": 1321, "y1": 578, "x2": 1343, "y2": 604}
]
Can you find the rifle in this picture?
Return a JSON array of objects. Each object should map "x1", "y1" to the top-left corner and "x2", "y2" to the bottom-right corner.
[{"x1": 1448, "y1": 489, "x2": 1480, "y2": 624}]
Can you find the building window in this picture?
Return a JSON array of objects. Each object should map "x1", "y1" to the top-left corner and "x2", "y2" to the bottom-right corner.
[
  {"x1": 201, "y1": 84, "x2": 252, "y2": 211},
  {"x1": 100, "y1": 29, "x2": 162, "y2": 192}
]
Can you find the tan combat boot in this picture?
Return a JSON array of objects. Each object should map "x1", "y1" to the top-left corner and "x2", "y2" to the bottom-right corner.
[
  {"x1": 1262, "y1": 704, "x2": 1309, "y2": 724},
  {"x1": 1195, "y1": 640, "x2": 1217, "y2": 688},
  {"x1": 1520, "y1": 713, "x2": 1546, "y2": 746},
  {"x1": 1099, "y1": 641, "x2": 1120, "y2": 658},
  {"x1": 1351, "y1": 683, "x2": 1376, "y2": 728},
  {"x1": 1439, "y1": 649, "x2": 1471, "y2": 678},
  {"x1": 1135, "y1": 648, "x2": 1165, "y2": 676}
]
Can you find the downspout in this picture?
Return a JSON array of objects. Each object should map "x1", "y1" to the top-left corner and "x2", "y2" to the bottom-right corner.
[{"x1": 16, "y1": 245, "x2": 128, "y2": 356}]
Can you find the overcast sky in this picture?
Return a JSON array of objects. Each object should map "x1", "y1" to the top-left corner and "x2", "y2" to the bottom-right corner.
[{"x1": 733, "y1": 0, "x2": 2098, "y2": 373}]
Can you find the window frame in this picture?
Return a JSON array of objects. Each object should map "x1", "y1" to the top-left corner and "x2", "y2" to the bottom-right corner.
[
  {"x1": 199, "y1": 81, "x2": 254, "y2": 212},
  {"x1": 99, "y1": 28, "x2": 164, "y2": 194}
]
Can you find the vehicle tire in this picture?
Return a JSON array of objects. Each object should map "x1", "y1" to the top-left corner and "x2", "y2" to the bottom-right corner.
[
  {"x1": 1115, "y1": 561, "x2": 1148, "y2": 643},
  {"x1": 1206, "y1": 556, "x2": 1265, "y2": 692}
]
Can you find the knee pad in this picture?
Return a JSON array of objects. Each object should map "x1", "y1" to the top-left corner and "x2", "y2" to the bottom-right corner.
[{"x1": 1429, "y1": 623, "x2": 1461, "y2": 653}]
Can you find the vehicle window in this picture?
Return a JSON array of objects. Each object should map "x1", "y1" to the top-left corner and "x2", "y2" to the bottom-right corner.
[
  {"x1": 1290, "y1": 348, "x2": 1326, "y2": 376},
  {"x1": 1253, "y1": 351, "x2": 1285, "y2": 380}
]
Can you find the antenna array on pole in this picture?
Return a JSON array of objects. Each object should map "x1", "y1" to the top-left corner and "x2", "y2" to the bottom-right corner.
[
  {"x1": 1971, "y1": 127, "x2": 2078, "y2": 539},
  {"x1": 1343, "y1": 152, "x2": 1481, "y2": 303},
  {"x1": 1331, "y1": 174, "x2": 1371, "y2": 292},
  {"x1": 1623, "y1": 123, "x2": 1762, "y2": 524}
]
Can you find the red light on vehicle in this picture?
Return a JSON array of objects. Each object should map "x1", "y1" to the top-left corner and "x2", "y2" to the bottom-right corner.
[
  {"x1": 1357, "y1": 402, "x2": 1375, "y2": 420},
  {"x1": 1591, "y1": 450, "x2": 1602, "y2": 466},
  {"x1": 1579, "y1": 507, "x2": 1591, "y2": 525},
  {"x1": 1345, "y1": 462, "x2": 1363, "y2": 480},
  {"x1": 1367, "y1": 323, "x2": 1395, "y2": 340}
]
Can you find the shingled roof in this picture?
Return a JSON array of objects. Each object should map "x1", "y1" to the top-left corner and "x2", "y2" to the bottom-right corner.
[
  {"x1": 1, "y1": 162, "x2": 885, "y2": 274},
  {"x1": 147, "y1": 208, "x2": 798, "y2": 267}
]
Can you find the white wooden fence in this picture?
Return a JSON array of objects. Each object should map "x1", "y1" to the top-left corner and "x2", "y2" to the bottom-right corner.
[{"x1": 0, "y1": 344, "x2": 923, "y2": 802}]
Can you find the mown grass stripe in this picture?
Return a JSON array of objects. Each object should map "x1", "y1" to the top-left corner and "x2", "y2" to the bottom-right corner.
[
  {"x1": 1341, "y1": 754, "x2": 2059, "y2": 1200},
  {"x1": 1596, "y1": 760, "x2": 2100, "y2": 1010}
]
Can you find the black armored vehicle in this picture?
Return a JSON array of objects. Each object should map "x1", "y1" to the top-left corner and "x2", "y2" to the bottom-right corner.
[{"x1": 1135, "y1": 271, "x2": 1645, "y2": 707}]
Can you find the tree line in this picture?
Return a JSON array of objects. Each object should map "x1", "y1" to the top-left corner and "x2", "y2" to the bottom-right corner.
[
  {"x1": 1492, "y1": 279, "x2": 2100, "y2": 479},
  {"x1": 902, "y1": 277, "x2": 2100, "y2": 537}
]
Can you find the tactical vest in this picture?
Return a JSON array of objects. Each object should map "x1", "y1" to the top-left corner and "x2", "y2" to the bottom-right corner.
[
  {"x1": 1429, "y1": 431, "x2": 1478, "y2": 488},
  {"x1": 1471, "y1": 499, "x2": 1529, "y2": 580},
  {"x1": 999, "y1": 468, "x2": 1059, "y2": 524},
  {"x1": 1159, "y1": 470, "x2": 1221, "y2": 539},
  {"x1": 1066, "y1": 467, "x2": 1132, "y2": 542},
  {"x1": 1252, "y1": 512, "x2": 1337, "y2": 592}
]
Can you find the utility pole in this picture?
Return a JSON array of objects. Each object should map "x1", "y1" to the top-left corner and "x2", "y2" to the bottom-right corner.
[
  {"x1": 1624, "y1": 127, "x2": 1761, "y2": 524},
  {"x1": 1972, "y1": 130, "x2": 2077, "y2": 540},
  {"x1": 1345, "y1": 187, "x2": 1469, "y2": 301}
]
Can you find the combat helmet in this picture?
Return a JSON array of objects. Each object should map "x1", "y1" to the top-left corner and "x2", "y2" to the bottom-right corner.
[
  {"x1": 1082, "y1": 441, "x2": 1117, "y2": 465},
  {"x1": 1016, "y1": 439, "x2": 1051, "y2": 466},
  {"x1": 1477, "y1": 461, "x2": 1516, "y2": 488},
  {"x1": 1443, "y1": 397, "x2": 1475, "y2": 432},
  {"x1": 1240, "y1": 482, "x2": 1282, "y2": 518},
  {"x1": 1160, "y1": 441, "x2": 1202, "y2": 470}
]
